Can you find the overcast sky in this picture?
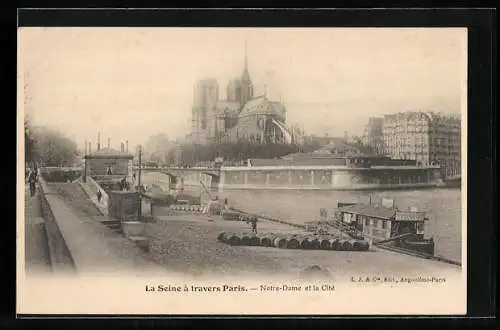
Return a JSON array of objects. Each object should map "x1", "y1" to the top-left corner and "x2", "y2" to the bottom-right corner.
[{"x1": 18, "y1": 27, "x2": 467, "y2": 150}]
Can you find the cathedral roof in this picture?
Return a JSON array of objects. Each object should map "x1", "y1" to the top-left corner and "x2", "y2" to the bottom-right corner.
[
  {"x1": 216, "y1": 100, "x2": 242, "y2": 116},
  {"x1": 238, "y1": 96, "x2": 283, "y2": 118}
]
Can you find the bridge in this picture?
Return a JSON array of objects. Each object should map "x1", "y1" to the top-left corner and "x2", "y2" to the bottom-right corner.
[
  {"x1": 132, "y1": 166, "x2": 220, "y2": 178},
  {"x1": 132, "y1": 167, "x2": 221, "y2": 189}
]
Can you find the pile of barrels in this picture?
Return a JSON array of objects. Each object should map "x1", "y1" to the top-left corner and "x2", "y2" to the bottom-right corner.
[
  {"x1": 169, "y1": 204, "x2": 205, "y2": 213},
  {"x1": 217, "y1": 232, "x2": 370, "y2": 252}
]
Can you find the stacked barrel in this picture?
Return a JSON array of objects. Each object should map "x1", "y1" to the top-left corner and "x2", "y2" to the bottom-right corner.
[
  {"x1": 217, "y1": 232, "x2": 370, "y2": 252},
  {"x1": 169, "y1": 204, "x2": 205, "y2": 213}
]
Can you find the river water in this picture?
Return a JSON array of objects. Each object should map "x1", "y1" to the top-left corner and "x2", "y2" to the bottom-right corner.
[{"x1": 213, "y1": 187, "x2": 463, "y2": 262}]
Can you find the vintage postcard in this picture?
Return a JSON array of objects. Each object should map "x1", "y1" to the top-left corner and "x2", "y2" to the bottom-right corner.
[{"x1": 17, "y1": 27, "x2": 467, "y2": 315}]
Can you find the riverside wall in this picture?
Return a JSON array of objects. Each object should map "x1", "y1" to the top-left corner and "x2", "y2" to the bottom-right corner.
[
  {"x1": 37, "y1": 177, "x2": 77, "y2": 274},
  {"x1": 218, "y1": 166, "x2": 442, "y2": 191},
  {"x1": 36, "y1": 176, "x2": 165, "y2": 275},
  {"x1": 138, "y1": 165, "x2": 442, "y2": 192}
]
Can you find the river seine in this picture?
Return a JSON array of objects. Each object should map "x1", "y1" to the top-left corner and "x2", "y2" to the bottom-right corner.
[{"x1": 215, "y1": 187, "x2": 462, "y2": 262}]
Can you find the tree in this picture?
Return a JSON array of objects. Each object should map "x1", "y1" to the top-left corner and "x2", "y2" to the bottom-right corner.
[
  {"x1": 24, "y1": 117, "x2": 35, "y2": 164},
  {"x1": 32, "y1": 127, "x2": 79, "y2": 166},
  {"x1": 144, "y1": 133, "x2": 176, "y2": 166}
]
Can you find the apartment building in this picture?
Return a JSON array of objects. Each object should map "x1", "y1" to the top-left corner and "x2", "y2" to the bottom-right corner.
[{"x1": 382, "y1": 111, "x2": 461, "y2": 178}]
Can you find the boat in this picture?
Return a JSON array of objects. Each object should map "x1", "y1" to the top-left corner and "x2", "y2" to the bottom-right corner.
[{"x1": 331, "y1": 197, "x2": 435, "y2": 256}]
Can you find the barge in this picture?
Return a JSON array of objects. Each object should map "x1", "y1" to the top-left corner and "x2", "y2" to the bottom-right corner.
[{"x1": 332, "y1": 198, "x2": 435, "y2": 255}]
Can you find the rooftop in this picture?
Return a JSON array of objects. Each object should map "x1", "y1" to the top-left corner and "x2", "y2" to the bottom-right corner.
[
  {"x1": 337, "y1": 204, "x2": 396, "y2": 220},
  {"x1": 85, "y1": 147, "x2": 134, "y2": 159},
  {"x1": 337, "y1": 204, "x2": 428, "y2": 221},
  {"x1": 238, "y1": 95, "x2": 284, "y2": 118}
]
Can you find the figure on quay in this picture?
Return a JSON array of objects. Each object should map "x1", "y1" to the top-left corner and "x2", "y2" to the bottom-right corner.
[{"x1": 27, "y1": 168, "x2": 37, "y2": 197}]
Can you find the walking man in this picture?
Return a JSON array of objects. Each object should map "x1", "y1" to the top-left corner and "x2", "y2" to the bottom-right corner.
[
  {"x1": 27, "y1": 169, "x2": 37, "y2": 197},
  {"x1": 251, "y1": 216, "x2": 258, "y2": 234},
  {"x1": 97, "y1": 189, "x2": 102, "y2": 203},
  {"x1": 120, "y1": 176, "x2": 127, "y2": 191}
]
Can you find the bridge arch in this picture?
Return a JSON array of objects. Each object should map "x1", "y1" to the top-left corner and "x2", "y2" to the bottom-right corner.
[{"x1": 134, "y1": 169, "x2": 177, "y2": 188}]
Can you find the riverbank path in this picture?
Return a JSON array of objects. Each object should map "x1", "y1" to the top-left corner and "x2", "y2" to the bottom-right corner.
[{"x1": 24, "y1": 183, "x2": 52, "y2": 275}]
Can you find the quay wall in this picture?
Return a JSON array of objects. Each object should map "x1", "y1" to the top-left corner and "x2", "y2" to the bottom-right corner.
[
  {"x1": 219, "y1": 166, "x2": 442, "y2": 191},
  {"x1": 37, "y1": 177, "x2": 77, "y2": 275},
  {"x1": 81, "y1": 176, "x2": 110, "y2": 214},
  {"x1": 137, "y1": 166, "x2": 443, "y2": 192},
  {"x1": 37, "y1": 176, "x2": 164, "y2": 275}
]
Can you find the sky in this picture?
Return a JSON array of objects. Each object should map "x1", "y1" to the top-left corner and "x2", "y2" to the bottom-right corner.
[{"x1": 18, "y1": 27, "x2": 467, "y2": 150}]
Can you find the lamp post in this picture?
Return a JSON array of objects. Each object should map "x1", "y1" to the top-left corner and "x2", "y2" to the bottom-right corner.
[
  {"x1": 138, "y1": 145, "x2": 142, "y2": 188},
  {"x1": 83, "y1": 139, "x2": 87, "y2": 182}
]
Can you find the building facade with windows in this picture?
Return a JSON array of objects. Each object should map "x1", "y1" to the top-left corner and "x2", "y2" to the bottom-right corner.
[{"x1": 382, "y1": 111, "x2": 461, "y2": 178}]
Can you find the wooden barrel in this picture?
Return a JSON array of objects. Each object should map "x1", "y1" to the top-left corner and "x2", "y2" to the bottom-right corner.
[
  {"x1": 309, "y1": 237, "x2": 321, "y2": 250},
  {"x1": 339, "y1": 240, "x2": 352, "y2": 251},
  {"x1": 249, "y1": 236, "x2": 261, "y2": 246},
  {"x1": 241, "y1": 235, "x2": 251, "y2": 246},
  {"x1": 224, "y1": 233, "x2": 241, "y2": 246},
  {"x1": 349, "y1": 240, "x2": 359, "y2": 251},
  {"x1": 329, "y1": 238, "x2": 340, "y2": 250},
  {"x1": 352, "y1": 240, "x2": 363, "y2": 251},
  {"x1": 260, "y1": 236, "x2": 273, "y2": 247},
  {"x1": 299, "y1": 237, "x2": 312, "y2": 249},
  {"x1": 360, "y1": 241, "x2": 370, "y2": 251},
  {"x1": 320, "y1": 238, "x2": 332, "y2": 250},
  {"x1": 274, "y1": 237, "x2": 287, "y2": 249},
  {"x1": 217, "y1": 232, "x2": 226, "y2": 242},
  {"x1": 286, "y1": 237, "x2": 300, "y2": 249}
]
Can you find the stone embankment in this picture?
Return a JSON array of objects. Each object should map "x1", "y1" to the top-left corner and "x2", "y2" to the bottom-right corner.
[
  {"x1": 37, "y1": 177, "x2": 168, "y2": 276},
  {"x1": 24, "y1": 187, "x2": 52, "y2": 275}
]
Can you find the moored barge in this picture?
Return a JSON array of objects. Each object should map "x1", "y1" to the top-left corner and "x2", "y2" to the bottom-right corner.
[{"x1": 332, "y1": 198, "x2": 435, "y2": 255}]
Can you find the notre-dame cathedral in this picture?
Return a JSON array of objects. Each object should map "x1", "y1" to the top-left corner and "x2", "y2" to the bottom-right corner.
[{"x1": 189, "y1": 43, "x2": 293, "y2": 145}]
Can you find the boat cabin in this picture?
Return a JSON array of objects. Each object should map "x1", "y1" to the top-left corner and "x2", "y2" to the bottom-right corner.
[{"x1": 334, "y1": 202, "x2": 428, "y2": 243}]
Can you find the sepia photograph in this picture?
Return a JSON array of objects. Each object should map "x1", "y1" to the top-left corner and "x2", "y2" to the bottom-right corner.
[{"x1": 18, "y1": 27, "x2": 467, "y2": 315}]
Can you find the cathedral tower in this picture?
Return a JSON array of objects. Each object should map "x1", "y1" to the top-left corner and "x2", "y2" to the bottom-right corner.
[{"x1": 192, "y1": 79, "x2": 219, "y2": 143}]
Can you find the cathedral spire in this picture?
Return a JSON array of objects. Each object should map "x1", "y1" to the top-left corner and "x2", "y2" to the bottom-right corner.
[
  {"x1": 242, "y1": 40, "x2": 251, "y2": 82},
  {"x1": 240, "y1": 40, "x2": 253, "y2": 105},
  {"x1": 244, "y1": 39, "x2": 248, "y2": 71}
]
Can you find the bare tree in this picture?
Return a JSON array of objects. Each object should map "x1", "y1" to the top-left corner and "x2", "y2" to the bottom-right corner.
[{"x1": 32, "y1": 127, "x2": 79, "y2": 167}]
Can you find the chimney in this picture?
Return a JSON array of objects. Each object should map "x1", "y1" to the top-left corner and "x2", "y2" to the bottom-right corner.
[
  {"x1": 84, "y1": 139, "x2": 88, "y2": 155},
  {"x1": 126, "y1": 140, "x2": 129, "y2": 153},
  {"x1": 89, "y1": 142, "x2": 92, "y2": 153},
  {"x1": 121, "y1": 142, "x2": 124, "y2": 152},
  {"x1": 108, "y1": 138, "x2": 110, "y2": 148},
  {"x1": 97, "y1": 132, "x2": 101, "y2": 151}
]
